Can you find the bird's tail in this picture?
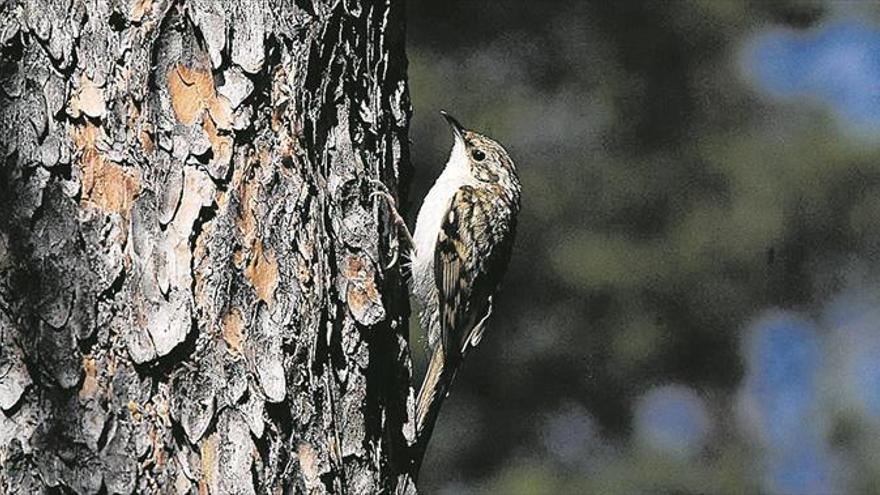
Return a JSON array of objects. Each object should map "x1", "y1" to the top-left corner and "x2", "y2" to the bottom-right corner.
[
  {"x1": 415, "y1": 346, "x2": 447, "y2": 435},
  {"x1": 411, "y1": 346, "x2": 466, "y2": 480}
]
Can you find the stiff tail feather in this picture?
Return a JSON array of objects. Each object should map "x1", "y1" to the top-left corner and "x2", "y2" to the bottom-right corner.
[
  {"x1": 402, "y1": 348, "x2": 449, "y2": 486},
  {"x1": 416, "y1": 346, "x2": 446, "y2": 434}
]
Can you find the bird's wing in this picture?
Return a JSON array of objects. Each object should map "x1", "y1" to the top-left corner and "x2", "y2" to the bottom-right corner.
[{"x1": 434, "y1": 186, "x2": 515, "y2": 359}]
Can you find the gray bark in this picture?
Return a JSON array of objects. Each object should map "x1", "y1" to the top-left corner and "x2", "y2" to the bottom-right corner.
[{"x1": 0, "y1": 0, "x2": 417, "y2": 493}]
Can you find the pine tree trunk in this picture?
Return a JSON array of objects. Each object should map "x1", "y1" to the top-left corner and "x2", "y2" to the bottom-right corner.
[{"x1": 0, "y1": 0, "x2": 416, "y2": 492}]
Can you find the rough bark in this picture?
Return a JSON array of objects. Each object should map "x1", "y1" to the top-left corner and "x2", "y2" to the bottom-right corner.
[{"x1": 0, "y1": 0, "x2": 417, "y2": 493}]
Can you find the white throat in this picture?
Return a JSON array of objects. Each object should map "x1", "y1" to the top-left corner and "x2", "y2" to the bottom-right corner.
[{"x1": 410, "y1": 139, "x2": 473, "y2": 303}]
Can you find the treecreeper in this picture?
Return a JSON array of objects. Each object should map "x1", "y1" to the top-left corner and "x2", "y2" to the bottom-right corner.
[{"x1": 375, "y1": 110, "x2": 522, "y2": 474}]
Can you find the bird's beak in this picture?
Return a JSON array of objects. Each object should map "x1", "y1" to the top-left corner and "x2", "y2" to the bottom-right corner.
[{"x1": 440, "y1": 110, "x2": 465, "y2": 141}]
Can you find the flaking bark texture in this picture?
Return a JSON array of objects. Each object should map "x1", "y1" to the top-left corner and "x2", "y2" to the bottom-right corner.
[{"x1": 0, "y1": 0, "x2": 417, "y2": 493}]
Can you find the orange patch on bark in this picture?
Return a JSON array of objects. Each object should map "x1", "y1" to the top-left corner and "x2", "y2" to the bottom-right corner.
[
  {"x1": 139, "y1": 128, "x2": 154, "y2": 154},
  {"x1": 167, "y1": 64, "x2": 233, "y2": 129},
  {"x1": 167, "y1": 63, "x2": 234, "y2": 177},
  {"x1": 207, "y1": 95, "x2": 233, "y2": 130},
  {"x1": 344, "y1": 255, "x2": 381, "y2": 318},
  {"x1": 245, "y1": 241, "x2": 279, "y2": 306},
  {"x1": 222, "y1": 309, "x2": 245, "y2": 355},
  {"x1": 200, "y1": 433, "x2": 219, "y2": 493},
  {"x1": 348, "y1": 276, "x2": 380, "y2": 315},
  {"x1": 74, "y1": 123, "x2": 140, "y2": 214},
  {"x1": 128, "y1": 400, "x2": 142, "y2": 421},
  {"x1": 168, "y1": 65, "x2": 214, "y2": 125},
  {"x1": 298, "y1": 443, "x2": 319, "y2": 485},
  {"x1": 231, "y1": 158, "x2": 281, "y2": 306},
  {"x1": 79, "y1": 357, "x2": 98, "y2": 398},
  {"x1": 131, "y1": 0, "x2": 153, "y2": 22}
]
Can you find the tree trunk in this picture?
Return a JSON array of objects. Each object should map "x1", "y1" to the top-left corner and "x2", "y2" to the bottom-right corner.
[{"x1": 0, "y1": 0, "x2": 416, "y2": 493}]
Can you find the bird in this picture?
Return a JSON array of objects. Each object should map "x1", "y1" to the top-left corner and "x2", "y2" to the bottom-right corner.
[{"x1": 373, "y1": 110, "x2": 521, "y2": 447}]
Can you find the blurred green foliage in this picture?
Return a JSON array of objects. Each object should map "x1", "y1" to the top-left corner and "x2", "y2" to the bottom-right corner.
[{"x1": 406, "y1": 1, "x2": 880, "y2": 492}]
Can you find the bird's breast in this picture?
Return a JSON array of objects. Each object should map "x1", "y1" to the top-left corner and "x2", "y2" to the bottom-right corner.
[{"x1": 411, "y1": 176, "x2": 466, "y2": 303}]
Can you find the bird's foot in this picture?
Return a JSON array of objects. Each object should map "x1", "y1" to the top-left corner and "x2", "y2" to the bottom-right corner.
[{"x1": 369, "y1": 179, "x2": 415, "y2": 269}]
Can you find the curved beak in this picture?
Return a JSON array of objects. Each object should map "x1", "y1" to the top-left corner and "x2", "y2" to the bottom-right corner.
[{"x1": 440, "y1": 110, "x2": 465, "y2": 141}]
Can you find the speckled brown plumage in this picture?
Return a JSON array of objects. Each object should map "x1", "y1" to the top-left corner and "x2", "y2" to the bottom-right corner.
[{"x1": 411, "y1": 113, "x2": 522, "y2": 447}]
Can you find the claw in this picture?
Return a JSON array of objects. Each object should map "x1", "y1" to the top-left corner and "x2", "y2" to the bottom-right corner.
[
  {"x1": 386, "y1": 243, "x2": 400, "y2": 270},
  {"x1": 368, "y1": 177, "x2": 416, "y2": 264},
  {"x1": 371, "y1": 190, "x2": 398, "y2": 209}
]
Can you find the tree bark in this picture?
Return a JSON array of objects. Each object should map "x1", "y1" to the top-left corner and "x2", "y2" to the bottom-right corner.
[{"x1": 0, "y1": 0, "x2": 416, "y2": 493}]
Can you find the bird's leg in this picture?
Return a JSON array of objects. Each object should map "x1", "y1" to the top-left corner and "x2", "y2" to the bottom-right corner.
[
  {"x1": 370, "y1": 179, "x2": 416, "y2": 267},
  {"x1": 372, "y1": 189, "x2": 415, "y2": 250}
]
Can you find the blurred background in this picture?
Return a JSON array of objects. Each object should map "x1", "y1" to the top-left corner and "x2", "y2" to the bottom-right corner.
[{"x1": 405, "y1": 1, "x2": 880, "y2": 494}]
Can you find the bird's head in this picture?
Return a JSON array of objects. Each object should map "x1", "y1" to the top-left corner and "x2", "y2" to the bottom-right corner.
[{"x1": 441, "y1": 110, "x2": 519, "y2": 191}]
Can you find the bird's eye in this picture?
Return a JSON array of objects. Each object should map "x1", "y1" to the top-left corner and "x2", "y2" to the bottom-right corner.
[{"x1": 471, "y1": 149, "x2": 486, "y2": 161}]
